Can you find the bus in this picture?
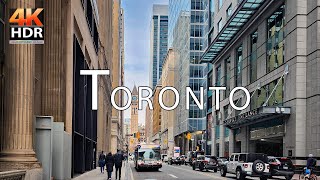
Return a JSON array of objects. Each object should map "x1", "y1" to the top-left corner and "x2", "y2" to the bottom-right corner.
[{"x1": 134, "y1": 143, "x2": 162, "y2": 171}]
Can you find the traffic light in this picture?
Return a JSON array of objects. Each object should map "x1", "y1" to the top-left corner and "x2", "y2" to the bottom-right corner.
[
  {"x1": 186, "y1": 132, "x2": 192, "y2": 140},
  {"x1": 133, "y1": 133, "x2": 136, "y2": 138}
]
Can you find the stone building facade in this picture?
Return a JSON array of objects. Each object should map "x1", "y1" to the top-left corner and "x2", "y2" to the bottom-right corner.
[
  {"x1": 0, "y1": 0, "x2": 114, "y2": 178},
  {"x1": 202, "y1": 0, "x2": 320, "y2": 164},
  {"x1": 160, "y1": 48, "x2": 177, "y2": 156},
  {"x1": 111, "y1": 0, "x2": 125, "y2": 154}
]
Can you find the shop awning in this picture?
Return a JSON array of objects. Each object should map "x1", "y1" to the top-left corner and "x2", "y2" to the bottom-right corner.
[
  {"x1": 224, "y1": 106, "x2": 291, "y2": 129},
  {"x1": 201, "y1": 0, "x2": 266, "y2": 63}
]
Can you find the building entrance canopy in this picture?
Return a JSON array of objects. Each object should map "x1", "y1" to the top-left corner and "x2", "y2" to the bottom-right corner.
[
  {"x1": 224, "y1": 106, "x2": 291, "y2": 129},
  {"x1": 201, "y1": 0, "x2": 266, "y2": 63}
]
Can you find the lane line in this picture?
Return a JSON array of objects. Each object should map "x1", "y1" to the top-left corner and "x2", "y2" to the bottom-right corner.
[
  {"x1": 166, "y1": 165, "x2": 227, "y2": 180},
  {"x1": 168, "y1": 174, "x2": 178, "y2": 178}
]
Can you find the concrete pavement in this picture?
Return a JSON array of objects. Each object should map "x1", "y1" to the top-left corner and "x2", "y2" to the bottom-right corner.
[{"x1": 72, "y1": 161, "x2": 133, "y2": 180}]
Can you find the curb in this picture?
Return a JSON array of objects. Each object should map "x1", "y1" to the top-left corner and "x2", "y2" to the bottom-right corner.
[{"x1": 127, "y1": 161, "x2": 134, "y2": 180}]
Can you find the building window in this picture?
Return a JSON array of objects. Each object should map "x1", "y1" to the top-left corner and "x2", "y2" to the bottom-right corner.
[
  {"x1": 224, "y1": 56, "x2": 231, "y2": 98},
  {"x1": 226, "y1": 4, "x2": 232, "y2": 19},
  {"x1": 219, "y1": 0, "x2": 223, "y2": 9},
  {"x1": 218, "y1": 18, "x2": 222, "y2": 32},
  {"x1": 251, "y1": 78, "x2": 283, "y2": 110},
  {"x1": 250, "y1": 30, "x2": 258, "y2": 83},
  {"x1": 215, "y1": 65, "x2": 221, "y2": 86},
  {"x1": 235, "y1": 45, "x2": 243, "y2": 87},
  {"x1": 267, "y1": 5, "x2": 285, "y2": 73},
  {"x1": 210, "y1": 0, "x2": 215, "y2": 28},
  {"x1": 215, "y1": 65, "x2": 222, "y2": 104}
]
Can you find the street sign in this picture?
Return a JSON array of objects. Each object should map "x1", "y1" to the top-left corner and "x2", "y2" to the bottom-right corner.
[{"x1": 174, "y1": 147, "x2": 180, "y2": 157}]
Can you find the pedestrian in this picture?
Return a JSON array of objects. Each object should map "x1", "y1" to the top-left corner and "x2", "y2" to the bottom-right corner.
[
  {"x1": 105, "y1": 152, "x2": 114, "y2": 180},
  {"x1": 98, "y1": 151, "x2": 106, "y2": 173},
  {"x1": 114, "y1": 149, "x2": 124, "y2": 180}
]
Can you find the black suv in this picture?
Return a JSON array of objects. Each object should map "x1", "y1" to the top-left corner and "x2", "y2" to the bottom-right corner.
[
  {"x1": 268, "y1": 157, "x2": 294, "y2": 180},
  {"x1": 192, "y1": 155, "x2": 218, "y2": 172},
  {"x1": 168, "y1": 156, "x2": 182, "y2": 165}
]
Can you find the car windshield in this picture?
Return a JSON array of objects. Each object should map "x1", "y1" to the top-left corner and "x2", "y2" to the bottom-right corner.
[
  {"x1": 138, "y1": 148, "x2": 160, "y2": 161},
  {"x1": 197, "y1": 156, "x2": 205, "y2": 160}
]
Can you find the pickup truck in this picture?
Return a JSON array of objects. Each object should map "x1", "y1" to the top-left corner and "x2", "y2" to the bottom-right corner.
[{"x1": 220, "y1": 153, "x2": 270, "y2": 180}]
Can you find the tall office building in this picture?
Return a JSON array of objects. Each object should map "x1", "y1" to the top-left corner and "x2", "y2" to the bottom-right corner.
[
  {"x1": 149, "y1": 4, "x2": 169, "y2": 89},
  {"x1": 169, "y1": 0, "x2": 209, "y2": 154},
  {"x1": 201, "y1": 0, "x2": 320, "y2": 164}
]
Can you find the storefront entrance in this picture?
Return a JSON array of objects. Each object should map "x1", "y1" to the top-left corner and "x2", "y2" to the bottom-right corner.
[{"x1": 255, "y1": 137, "x2": 283, "y2": 157}]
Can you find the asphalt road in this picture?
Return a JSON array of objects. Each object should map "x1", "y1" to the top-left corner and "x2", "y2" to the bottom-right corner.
[{"x1": 130, "y1": 161, "x2": 249, "y2": 180}]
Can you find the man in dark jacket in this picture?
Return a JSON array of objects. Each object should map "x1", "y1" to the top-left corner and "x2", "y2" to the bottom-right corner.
[
  {"x1": 105, "y1": 152, "x2": 114, "y2": 180},
  {"x1": 98, "y1": 151, "x2": 106, "y2": 173},
  {"x1": 114, "y1": 149, "x2": 124, "y2": 180}
]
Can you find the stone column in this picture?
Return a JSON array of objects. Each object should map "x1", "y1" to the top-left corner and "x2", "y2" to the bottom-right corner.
[
  {"x1": 41, "y1": 0, "x2": 65, "y2": 123},
  {"x1": 219, "y1": 125, "x2": 225, "y2": 157},
  {"x1": 0, "y1": 0, "x2": 40, "y2": 171},
  {"x1": 211, "y1": 126, "x2": 216, "y2": 156},
  {"x1": 229, "y1": 129, "x2": 235, "y2": 154}
]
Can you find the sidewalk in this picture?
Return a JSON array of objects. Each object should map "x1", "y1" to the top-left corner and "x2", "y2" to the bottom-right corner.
[{"x1": 72, "y1": 161, "x2": 133, "y2": 180}]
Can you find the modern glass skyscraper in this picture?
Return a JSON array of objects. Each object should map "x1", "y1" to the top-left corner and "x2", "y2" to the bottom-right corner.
[
  {"x1": 169, "y1": 0, "x2": 209, "y2": 153},
  {"x1": 150, "y1": 5, "x2": 168, "y2": 89}
]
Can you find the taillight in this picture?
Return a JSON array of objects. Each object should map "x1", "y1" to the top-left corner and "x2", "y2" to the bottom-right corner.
[
  {"x1": 203, "y1": 160, "x2": 208, "y2": 164},
  {"x1": 243, "y1": 164, "x2": 248, "y2": 168}
]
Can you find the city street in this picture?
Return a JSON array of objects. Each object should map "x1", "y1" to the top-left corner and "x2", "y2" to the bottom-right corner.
[{"x1": 129, "y1": 161, "x2": 283, "y2": 180}]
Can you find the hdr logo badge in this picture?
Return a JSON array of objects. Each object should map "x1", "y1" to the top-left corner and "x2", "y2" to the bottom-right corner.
[{"x1": 9, "y1": 8, "x2": 44, "y2": 44}]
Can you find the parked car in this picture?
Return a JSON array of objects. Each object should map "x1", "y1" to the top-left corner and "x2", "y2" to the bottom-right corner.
[
  {"x1": 185, "y1": 151, "x2": 205, "y2": 165},
  {"x1": 220, "y1": 153, "x2": 270, "y2": 180},
  {"x1": 161, "y1": 154, "x2": 168, "y2": 162},
  {"x1": 217, "y1": 158, "x2": 228, "y2": 171},
  {"x1": 163, "y1": 156, "x2": 168, "y2": 163},
  {"x1": 168, "y1": 156, "x2": 182, "y2": 165},
  {"x1": 192, "y1": 155, "x2": 218, "y2": 172},
  {"x1": 180, "y1": 155, "x2": 186, "y2": 164},
  {"x1": 268, "y1": 156, "x2": 294, "y2": 180}
]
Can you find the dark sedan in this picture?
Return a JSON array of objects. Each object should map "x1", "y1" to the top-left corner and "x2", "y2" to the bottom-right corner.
[{"x1": 268, "y1": 157, "x2": 294, "y2": 180}]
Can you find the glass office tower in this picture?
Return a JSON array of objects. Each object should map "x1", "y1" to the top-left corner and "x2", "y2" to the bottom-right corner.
[
  {"x1": 150, "y1": 5, "x2": 169, "y2": 89},
  {"x1": 169, "y1": 0, "x2": 209, "y2": 153}
]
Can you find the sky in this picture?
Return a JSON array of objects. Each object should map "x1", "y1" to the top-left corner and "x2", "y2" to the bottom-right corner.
[{"x1": 123, "y1": 0, "x2": 169, "y2": 124}]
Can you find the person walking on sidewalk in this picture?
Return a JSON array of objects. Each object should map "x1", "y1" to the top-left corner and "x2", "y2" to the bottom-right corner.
[
  {"x1": 114, "y1": 149, "x2": 124, "y2": 180},
  {"x1": 105, "y1": 152, "x2": 114, "y2": 180},
  {"x1": 98, "y1": 151, "x2": 106, "y2": 173}
]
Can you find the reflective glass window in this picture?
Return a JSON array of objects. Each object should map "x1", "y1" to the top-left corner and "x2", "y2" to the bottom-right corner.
[
  {"x1": 235, "y1": 45, "x2": 243, "y2": 87},
  {"x1": 267, "y1": 5, "x2": 285, "y2": 73},
  {"x1": 250, "y1": 30, "x2": 258, "y2": 83}
]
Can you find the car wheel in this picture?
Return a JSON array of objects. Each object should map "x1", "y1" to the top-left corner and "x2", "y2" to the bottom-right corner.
[
  {"x1": 214, "y1": 168, "x2": 218, "y2": 172},
  {"x1": 220, "y1": 167, "x2": 226, "y2": 177},
  {"x1": 192, "y1": 164, "x2": 196, "y2": 170},
  {"x1": 236, "y1": 169, "x2": 245, "y2": 180},
  {"x1": 199, "y1": 163, "x2": 205, "y2": 171},
  {"x1": 252, "y1": 160, "x2": 265, "y2": 174},
  {"x1": 286, "y1": 175, "x2": 293, "y2": 180}
]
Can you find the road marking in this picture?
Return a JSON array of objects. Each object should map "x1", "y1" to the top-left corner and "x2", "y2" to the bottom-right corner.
[
  {"x1": 168, "y1": 174, "x2": 178, "y2": 178},
  {"x1": 167, "y1": 165, "x2": 227, "y2": 180}
]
